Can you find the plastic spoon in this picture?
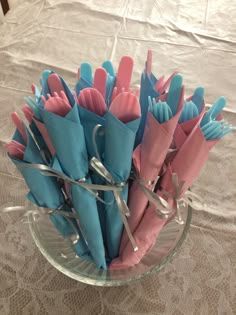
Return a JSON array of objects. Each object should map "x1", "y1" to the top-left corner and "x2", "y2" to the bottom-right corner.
[
  {"x1": 5, "y1": 141, "x2": 26, "y2": 160},
  {"x1": 166, "y1": 74, "x2": 183, "y2": 115},
  {"x1": 102, "y1": 60, "x2": 115, "y2": 77},
  {"x1": 191, "y1": 87, "x2": 204, "y2": 113},
  {"x1": 93, "y1": 68, "x2": 107, "y2": 100},
  {"x1": 48, "y1": 73, "x2": 65, "y2": 95},
  {"x1": 80, "y1": 62, "x2": 93, "y2": 84},
  {"x1": 11, "y1": 112, "x2": 27, "y2": 143},
  {"x1": 115, "y1": 56, "x2": 134, "y2": 94}
]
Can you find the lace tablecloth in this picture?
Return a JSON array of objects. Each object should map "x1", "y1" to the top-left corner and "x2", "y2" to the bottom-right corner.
[{"x1": 0, "y1": 1, "x2": 236, "y2": 314}]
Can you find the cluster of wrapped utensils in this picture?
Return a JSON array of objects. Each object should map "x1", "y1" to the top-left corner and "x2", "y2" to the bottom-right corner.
[{"x1": 4, "y1": 50, "x2": 235, "y2": 269}]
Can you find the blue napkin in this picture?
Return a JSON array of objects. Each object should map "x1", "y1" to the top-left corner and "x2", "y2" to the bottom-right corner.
[
  {"x1": 78, "y1": 106, "x2": 107, "y2": 240},
  {"x1": 9, "y1": 128, "x2": 90, "y2": 259},
  {"x1": 40, "y1": 102, "x2": 106, "y2": 269},
  {"x1": 135, "y1": 72, "x2": 159, "y2": 147},
  {"x1": 103, "y1": 111, "x2": 140, "y2": 259}
]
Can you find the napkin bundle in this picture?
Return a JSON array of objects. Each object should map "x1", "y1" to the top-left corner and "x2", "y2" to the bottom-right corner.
[{"x1": 4, "y1": 51, "x2": 234, "y2": 270}]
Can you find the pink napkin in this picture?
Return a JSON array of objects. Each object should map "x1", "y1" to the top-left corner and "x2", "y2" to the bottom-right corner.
[
  {"x1": 175, "y1": 94, "x2": 205, "y2": 144},
  {"x1": 117, "y1": 85, "x2": 184, "y2": 257},
  {"x1": 111, "y1": 121, "x2": 218, "y2": 269}
]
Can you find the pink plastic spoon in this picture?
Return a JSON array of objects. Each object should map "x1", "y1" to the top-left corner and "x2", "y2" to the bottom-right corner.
[
  {"x1": 93, "y1": 68, "x2": 107, "y2": 99},
  {"x1": 21, "y1": 105, "x2": 34, "y2": 123},
  {"x1": 11, "y1": 112, "x2": 27, "y2": 144},
  {"x1": 47, "y1": 73, "x2": 65, "y2": 95},
  {"x1": 5, "y1": 141, "x2": 26, "y2": 160},
  {"x1": 78, "y1": 88, "x2": 106, "y2": 116}
]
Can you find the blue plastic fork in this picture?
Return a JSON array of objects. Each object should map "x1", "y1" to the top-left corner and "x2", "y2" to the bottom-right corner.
[
  {"x1": 200, "y1": 96, "x2": 226, "y2": 127},
  {"x1": 201, "y1": 120, "x2": 235, "y2": 140},
  {"x1": 148, "y1": 97, "x2": 173, "y2": 123},
  {"x1": 179, "y1": 100, "x2": 199, "y2": 123}
]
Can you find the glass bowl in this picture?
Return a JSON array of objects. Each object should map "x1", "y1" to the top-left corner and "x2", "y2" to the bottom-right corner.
[{"x1": 29, "y1": 205, "x2": 192, "y2": 286}]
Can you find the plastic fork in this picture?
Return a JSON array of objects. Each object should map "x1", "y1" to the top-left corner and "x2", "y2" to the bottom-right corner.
[
  {"x1": 200, "y1": 96, "x2": 226, "y2": 127},
  {"x1": 148, "y1": 97, "x2": 173, "y2": 123},
  {"x1": 111, "y1": 86, "x2": 139, "y2": 103},
  {"x1": 109, "y1": 92, "x2": 140, "y2": 123},
  {"x1": 77, "y1": 88, "x2": 107, "y2": 116},
  {"x1": 44, "y1": 92, "x2": 71, "y2": 117},
  {"x1": 201, "y1": 120, "x2": 235, "y2": 140},
  {"x1": 179, "y1": 100, "x2": 199, "y2": 123}
]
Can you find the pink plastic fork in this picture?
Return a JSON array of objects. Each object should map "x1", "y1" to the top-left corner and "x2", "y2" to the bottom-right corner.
[
  {"x1": 93, "y1": 68, "x2": 107, "y2": 100},
  {"x1": 109, "y1": 92, "x2": 140, "y2": 123},
  {"x1": 44, "y1": 92, "x2": 71, "y2": 117},
  {"x1": 78, "y1": 88, "x2": 106, "y2": 116}
]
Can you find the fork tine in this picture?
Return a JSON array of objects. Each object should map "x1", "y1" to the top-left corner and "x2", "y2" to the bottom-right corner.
[
  {"x1": 204, "y1": 123, "x2": 221, "y2": 138},
  {"x1": 85, "y1": 89, "x2": 93, "y2": 111},
  {"x1": 60, "y1": 91, "x2": 68, "y2": 103},
  {"x1": 79, "y1": 90, "x2": 86, "y2": 108},
  {"x1": 40, "y1": 95, "x2": 46, "y2": 104},
  {"x1": 29, "y1": 96, "x2": 37, "y2": 106},
  {"x1": 24, "y1": 97, "x2": 36, "y2": 111},
  {"x1": 201, "y1": 121, "x2": 214, "y2": 131}
]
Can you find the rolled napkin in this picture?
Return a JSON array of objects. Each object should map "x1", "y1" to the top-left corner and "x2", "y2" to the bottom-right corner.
[
  {"x1": 24, "y1": 70, "x2": 72, "y2": 156},
  {"x1": 6, "y1": 124, "x2": 90, "y2": 260},
  {"x1": 118, "y1": 74, "x2": 185, "y2": 256},
  {"x1": 39, "y1": 85, "x2": 106, "y2": 269},
  {"x1": 173, "y1": 87, "x2": 205, "y2": 152},
  {"x1": 135, "y1": 50, "x2": 178, "y2": 147},
  {"x1": 103, "y1": 92, "x2": 141, "y2": 260},
  {"x1": 77, "y1": 87, "x2": 107, "y2": 240}
]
